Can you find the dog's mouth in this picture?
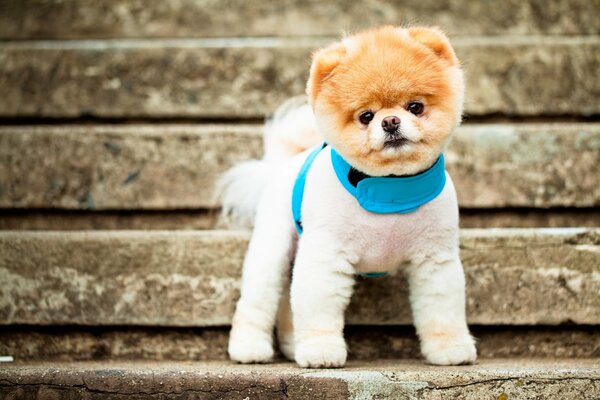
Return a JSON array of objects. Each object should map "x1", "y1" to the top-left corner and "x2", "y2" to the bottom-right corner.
[{"x1": 383, "y1": 132, "x2": 409, "y2": 148}]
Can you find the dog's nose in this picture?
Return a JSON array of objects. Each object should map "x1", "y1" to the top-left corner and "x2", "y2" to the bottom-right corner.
[{"x1": 382, "y1": 116, "x2": 400, "y2": 133}]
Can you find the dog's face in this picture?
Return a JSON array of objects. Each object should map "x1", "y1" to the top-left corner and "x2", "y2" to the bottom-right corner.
[{"x1": 307, "y1": 26, "x2": 464, "y2": 176}]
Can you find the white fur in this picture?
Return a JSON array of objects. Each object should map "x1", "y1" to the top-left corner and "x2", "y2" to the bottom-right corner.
[
  {"x1": 224, "y1": 101, "x2": 476, "y2": 368},
  {"x1": 217, "y1": 96, "x2": 321, "y2": 228},
  {"x1": 217, "y1": 160, "x2": 271, "y2": 228},
  {"x1": 263, "y1": 96, "x2": 321, "y2": 163}
]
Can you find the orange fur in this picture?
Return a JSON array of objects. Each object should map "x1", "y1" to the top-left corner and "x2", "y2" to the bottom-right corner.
[
  {"x1": 418, "y1": 321, "x2": 469, "y2": 349},
  {"x1": 307, "y1": 42, "x2": 346, "y2": 104},
  {"x1": 407, "y1": 26, "x2": 459, "y2": 66},
  {"x1": 307, "y1": 26, "x2": 464, "y2": 176}
]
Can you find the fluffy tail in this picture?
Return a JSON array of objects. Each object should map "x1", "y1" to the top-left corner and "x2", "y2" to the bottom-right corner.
[{"x1": 216, "y1": 96, "x2": 321, "y2": 228}]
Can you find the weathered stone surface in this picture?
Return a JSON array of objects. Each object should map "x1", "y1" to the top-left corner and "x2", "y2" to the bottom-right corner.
[
  {"x1": 1, "y1": 0, "x2": 598, "y2": 39},
  {"x1": 1, "y1": 123, "x2": 599, "y2": 210},
  {"x1": 0, "y1": 361, "x2": 349, "y2": 400},
  {"x1": 351, "y1": 228, "x2": 600, "y2": 326},
  {"x1": 1, "y1": 326, "x2": 598, "y2": 362},
  {"x1": 0, "y1": 37, "x2": 598, "y2": 118},
  {"x1": 2, "y1": 209, "x2": 599, "y2": 231},
  {"x1": 458, "y1": 210, "x2": 600, "y2": 229},
  {"x1": 0, "y1": 230, "x2": 250, "y2": 326},
  {"x1": 449, "y1": 123, "x2": 600, "y2": 208},
  {"x1": 458, "y1": 37, "x2": 600, "y2": 116},
  {"x1": 0, "y1": 124, "x2": 263, "y2": 209},
  {"x1": 347, "y1": 326, "x2": 600, "y2": 360},
  {"x1": 0, "y1": 210, "x2": 219, "y2": 230},
  {"x1": 0, "y1": 228, "x2": 598, "y2": 326},
  {"x1": 0, "y1": 360, "x2": 598, "y2": 399}
]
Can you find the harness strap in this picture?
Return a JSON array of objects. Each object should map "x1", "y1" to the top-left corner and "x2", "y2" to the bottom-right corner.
[
  {"x1": 291, "y1": 144, "x2": 387, "y2": 278},
  {"x1": 330, "y1": 149, "x2": 446, "y2": 214},
  {"x1": 291, "y1": 143, "x2": 327, "y2": 234},
  {"x1": 294, "y1": 143, "x2": 448, "y2": 279}
]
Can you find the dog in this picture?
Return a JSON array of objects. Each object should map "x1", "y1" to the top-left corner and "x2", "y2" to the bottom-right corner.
[{"x1": 218, "y1": 25, "x2": 476, "y2": 368}]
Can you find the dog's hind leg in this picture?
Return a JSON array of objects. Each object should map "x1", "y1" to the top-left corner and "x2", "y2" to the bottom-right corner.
[{"x1": 228, "y1": 177, "x2": 296, "y2": 364}]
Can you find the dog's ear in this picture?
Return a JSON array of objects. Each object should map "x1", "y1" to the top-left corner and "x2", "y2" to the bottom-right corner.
[
  {"x1": 407, "y1": 27, "x2": 458, "y2": 65},
  {"x1": 306, "y1": 42, "x2": 346, "y2": 104}
]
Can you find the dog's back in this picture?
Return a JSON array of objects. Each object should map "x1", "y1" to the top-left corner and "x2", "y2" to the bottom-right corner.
[{"x1": 263, "y1": 96, "x2": 322, "y2": 162}]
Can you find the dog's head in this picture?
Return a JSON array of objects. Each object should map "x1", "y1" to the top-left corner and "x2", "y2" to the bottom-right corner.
[{"x1": 307, "y1": 26, "x2": 464, "y2": 176}]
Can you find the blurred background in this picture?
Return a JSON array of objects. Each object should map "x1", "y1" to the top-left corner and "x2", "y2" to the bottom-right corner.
[{"x1": 0, "y1": 0, "x2": 598, "y2": 389}]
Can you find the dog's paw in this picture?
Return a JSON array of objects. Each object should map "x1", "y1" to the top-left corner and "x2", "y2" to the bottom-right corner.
[
  {"x1": 295, "y1": 336, "x2": 347, "y2": 368},
  {"x1": 228, "y1": 329, "x2": 274, "y2": 364},
  {"x1": 421, "y1": 332, "x2": 477, "y2": 366}
]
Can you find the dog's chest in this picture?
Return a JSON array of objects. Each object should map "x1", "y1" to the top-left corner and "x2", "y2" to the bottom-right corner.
[
  {"x1": 342, "y1": 209, "x2": 423, "y2": 271},
  {"x1": 300, "y1": 151, "x2": 458, "y2": 273},
  {"x1": 326, "y1": 186, "x2": 445, "y2": 272}
]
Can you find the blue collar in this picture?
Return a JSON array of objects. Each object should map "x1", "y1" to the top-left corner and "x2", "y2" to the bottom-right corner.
[
  {"x1": 330, "y1": 147, "x2": 446, "y2": 214},
  {"x1": 292, "y1": 143, "x2": 446, "y2": 234},
  {"x1": 291, "y1": 143, "x2": 446, "y2": 278}
]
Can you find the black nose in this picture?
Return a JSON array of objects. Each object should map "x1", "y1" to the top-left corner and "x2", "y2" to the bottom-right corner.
[{"x1": 382, "y1": 116, "x2": 400, "y2": 133}]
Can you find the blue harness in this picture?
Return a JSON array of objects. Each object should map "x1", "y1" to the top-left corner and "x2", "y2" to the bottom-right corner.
[{"x1": 291, "y1": 143, "x2": 447, "y2": 278}]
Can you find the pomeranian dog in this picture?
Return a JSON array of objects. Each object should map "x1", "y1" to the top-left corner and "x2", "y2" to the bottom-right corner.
[{"x1": 219, "y1": 25, "x2": 476, "y2": 368}]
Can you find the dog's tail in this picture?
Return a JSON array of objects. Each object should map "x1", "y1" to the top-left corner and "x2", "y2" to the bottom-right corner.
[{"x1": 216, "y1": 96, "x2": 321, "y2": 228}]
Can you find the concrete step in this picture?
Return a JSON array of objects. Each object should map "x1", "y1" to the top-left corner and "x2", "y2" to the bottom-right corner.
[
  {"x1": 1, "y1": 228, "x2": 598, "y2": 326},
  {"x1": 0, "y1": 209, "x2": 219, "y2": 231},
  {"x1": 1, "y1": 0, "x2": 598, "y2": 39},
  {"x1": 1, "y1": 37, "x2": 598, "y2": 118},
  {"x1": 2, "y1": 326, "x2": 598, "y2": 362},
  {"x1": 3, "y1": 209, "x2": 600, "y2": 231},
  {"x1": 1, "y1": 123, "x2": 598, "y2": 210},
  {"x1": 1, "y1": 359, "x2": 598, "y2": 399}
]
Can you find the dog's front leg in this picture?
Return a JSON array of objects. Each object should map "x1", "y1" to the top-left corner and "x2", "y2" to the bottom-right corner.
[
  {"x1": 291, "y1": 232, "x2": 355, "y2": 368},
  {"x1": 407, "y1": 252, "x2": 477, "y2": 365},
  {"x1": 228, "y1": 188, "x2": 295, "y2": 364}
]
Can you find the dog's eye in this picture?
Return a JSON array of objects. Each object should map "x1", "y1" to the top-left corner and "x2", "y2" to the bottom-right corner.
[
  {"x1": 359, "y1": 111, "x2": 374, "y2": 124},
  {"x1": 407, "y1": 102, "x2": 424, "y2": 115}
]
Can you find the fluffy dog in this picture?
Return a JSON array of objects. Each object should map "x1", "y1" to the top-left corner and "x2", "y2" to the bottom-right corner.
[{"x1": 219, "y1": 26, "x2": 476, "y2": 368}]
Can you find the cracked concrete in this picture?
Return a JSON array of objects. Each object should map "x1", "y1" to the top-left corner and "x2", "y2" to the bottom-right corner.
[{"x1": 0, "y1": 360, "x2": 598, "y2": 399}]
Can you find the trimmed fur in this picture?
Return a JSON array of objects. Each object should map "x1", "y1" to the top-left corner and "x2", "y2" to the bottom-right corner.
[
  {"x1": 224, "y1": 26, "x2": 476, "y2": 368},
  {"x1": 216, "y1": 96, "x2": 320, "y2": 228}
]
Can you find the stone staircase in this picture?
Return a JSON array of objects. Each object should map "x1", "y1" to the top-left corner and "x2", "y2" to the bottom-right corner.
[{"x1": 0, "y1": 1, "x2": 599, "y2": 398}]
